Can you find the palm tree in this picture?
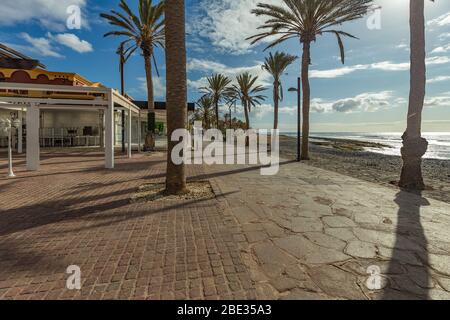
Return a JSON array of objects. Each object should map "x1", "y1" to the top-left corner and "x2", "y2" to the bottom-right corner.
[
  {"x1": 201, "y1": 74, "x2": 232, "y2": 129},
  {"x1": 165, "y1": 0, "x2": 187, "y2": 195},
  {"x1": 249, "y1": 0, "x2": 372, "y2": 160},
  {"x1": 231, "y1": 72, "x2": 266, "y2": 130},
  {"x1": 100, "y1": 0, "x2": 165, "y2": 151},
  {"x1": 262, "y1": 51, "x2": 297, "y2": 130},
  {"x1": 399, "y1": 0, "x2": 430, "y2": 190},
  {"x1": 194, "y1": 96, "x2": 214, "y2": 130}
]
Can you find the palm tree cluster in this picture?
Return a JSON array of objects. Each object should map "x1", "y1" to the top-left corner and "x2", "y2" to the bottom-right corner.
[
  {"x1": 194, "y1": 50, "x2": 299, "y2": 131},
  {"x1": 102, "y1": 0, "x2": 432, "y2": 193},
  {"x1": 195, "y1": 72, "x2": 267, "y2": 131}
]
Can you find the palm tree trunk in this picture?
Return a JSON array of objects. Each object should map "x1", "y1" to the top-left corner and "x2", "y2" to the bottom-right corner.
[
  {"x1": 243, "y1": 101, "x2": 250, "y2": 130},
  {"x1": 144, "y1": 53, "x2": 156, "y2": 151},
  {"x1": 399, "y1": 0, "x2": 428, "y2": 190},
  {"x1": 273, "y1": 80, "x2": 279, "y2": 130},
  {"x1": 165, "y1": 0, "x2": 187, "y2": 195},
  {"x1": 215, "y1": 100, "x2": 220, "y2": 129},
  {"x1": 301, "y1": 41, "x2": 311, "y2": 160}
]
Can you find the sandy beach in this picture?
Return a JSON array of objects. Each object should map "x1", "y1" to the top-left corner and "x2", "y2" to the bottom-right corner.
[{"x1": 278, "y1": 135, "x2": 450, "y2": 204}]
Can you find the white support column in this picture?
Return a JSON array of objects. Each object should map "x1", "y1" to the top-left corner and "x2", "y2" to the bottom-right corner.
[
  {"x1": 127, "y1": 109, "x2": 132, "y2": 158},
  {"x1": 99, "y1": 110, "x2": 105, "y2": 149},
  {"x1": 138, "y1": 110, "x2": 141, "y2": 153},
  {"x1": 17, "y1": 108, "x2": 23, "y2": 154},
  {"x1": 26, "y1": 103, "x2": 40, "y2": 171},
  {"x1": 105, "y1": 91, "x2": 115, "y2": 169}
]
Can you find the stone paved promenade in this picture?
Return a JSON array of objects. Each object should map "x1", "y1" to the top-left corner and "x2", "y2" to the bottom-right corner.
[
  {"x1": 206, "y1": 160, "x2": 450, "y2": 300},
  {"x1": 1, "y1": 150, "x2": 450, "y2": 300}
]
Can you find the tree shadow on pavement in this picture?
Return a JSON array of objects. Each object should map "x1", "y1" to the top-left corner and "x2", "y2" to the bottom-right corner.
[{"x1": 382, "y1": 190, "x2": 431, "y2": 300}]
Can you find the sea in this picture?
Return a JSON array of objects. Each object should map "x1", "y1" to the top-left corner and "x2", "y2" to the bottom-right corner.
[{"x1": 282, "y1": 132, "x2": 450, "y2": 160}]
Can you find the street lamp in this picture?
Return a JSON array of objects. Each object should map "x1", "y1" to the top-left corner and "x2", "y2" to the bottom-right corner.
[
  {"x1": 0, "y1": 117, "x2": 21, "y2": 177},
  {"x1": 288, "y1": 77, "x2": 301, "y2": 162}
]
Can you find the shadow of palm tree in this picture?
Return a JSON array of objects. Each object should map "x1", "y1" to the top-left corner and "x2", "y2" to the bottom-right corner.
[{"x1": 382, "y1": 190, "x2": 431, "y2": 300}]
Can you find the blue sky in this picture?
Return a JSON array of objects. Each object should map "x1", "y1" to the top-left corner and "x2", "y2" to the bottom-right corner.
[{"x1": 1, "y1": 0, "x2": 450, "y2": 132}]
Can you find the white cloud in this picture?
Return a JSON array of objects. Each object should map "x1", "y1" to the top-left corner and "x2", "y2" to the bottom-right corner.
[
  {"x1": 310, "y1": 91, "x2": 399, "y2": 114},
  {"x1": 219, "y1": 103, "x2": 297, "y2": 120},
  {"x1": 428, "y1": 11, "x2": 450, "y2": 28},
  {"x1": 20, "y1": 33, "x2": 63, "y2": 58},
  {"x1": 191, "y1": 0, "x2": 282, "y2": 55},
  {"x1": 438, "y1": 32, "x2": 450, "y2": 40},
  {"x1": 396, "y1": 42, "x2": 409, "y2": 51},
  {"x1": 138, "y1": 76, "x2": 166, "y2": 99},
  {"x1": 310, "y1": 57, "x2": 450, "y2": 79},
  {"x1": 431, "y1": 44, "x2": 450, "y2": 54},
  {"x1": 13, "y1": 32, "x2": 93, "y2": 58},
  {"x1": 49, "y1": 33, "x2": 93, "y2": 53},
  {"x1": 310, "y1": 65, "x2": 369, "y2": 78},
  {"x1": 428, "y1": 76, "x2": 450, "y2": 84},
  {"x1": 310, "y1": 61, "x2": 407, "y2": 79},
  {"x1": 426, "y1": 56, "x2": 450, "y2": 65},
  {"x1": 187, "y1": 58, "x2": 272, "y2": 89},
  {"x1": 370, "y1": 61, "x2": 410, "y2": 71},
  {"x1": 306, "y1": 91, "x2": 448, "y2": 114},
  {"x1": 0, "y1": 0, "x2": 87, "y2": 31},
  {"x1": 424, "y1": 94, "x2": 450, "y2": 108}
]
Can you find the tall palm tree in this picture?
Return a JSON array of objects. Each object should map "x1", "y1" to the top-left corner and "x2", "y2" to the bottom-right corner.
[
  {"x1": 231, "y1": 72, "x2": 266, "y2": 130},
  {"x1": 249, "y1": 0, "x2": 372, "y2": 160},
  {"x1": 100, "y1": 0, "x2": 165, "y2": 151},
  {"x1": 262, "y1": 51, "x2": 297, "y2": 130},
  {"x1": 165, "y1": 0, "x2": 187, "y2": 194},
  {"x1": 399, "y1": 0, "x2": 430, "y2": 190},
  {"x1": 194, "y1": 96, "x2": 214, "y2": 130},
  {"x1": 201, "y1": 74, "x2": 232, "y2": 129}
]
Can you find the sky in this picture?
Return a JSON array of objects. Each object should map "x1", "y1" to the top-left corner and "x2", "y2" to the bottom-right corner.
[{"x1": 1, "y1": 0, "x2": 450, "y2": 132}]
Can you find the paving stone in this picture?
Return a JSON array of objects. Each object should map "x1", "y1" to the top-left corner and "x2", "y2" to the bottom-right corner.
[
  {"x1": 269, "y1": 277, "x2": 297, "y2": 293},
  {"x1": 437, "y1": 277, "x2": 450, "y2": 292},
  {"x1": 429, "y1": 289, "x2": 450, "y2": 300},
  {"x1": 332, "y1": 207, "x2": 353, "y2": 218},
  {"x1": 345, "y1": 241, "x2": 379, "y2": 259},
  {"x1": 308, "y1": 265, "x2": 366, "y2": 300},
  {"x1": 274, "y1": 236, "x2": 349, "y2": 264},
  {"x1": 429, "y1": 254, "x2": 450, "y2": 276},
  {"x1": 324, "y1": 228, "x2": 356, "y2": 242},
  {"x1": 378, "y1": 247, "x2": 423, "y2": 266},
  {"x1": 354, "y1": 212, "x2": 381, "y2": 224},
  {"x1": 304, "y1": 232, "x2": 347, "y2": 251},
  {"x1": 388, "y1": 275, "x2": 429, "y2": 298},
  {"x1": 262, "y1": 223, "x2": 286, "y2": 238},
  {"x1": 289, "y1": 218, "x2": 324, "y2": 233},
  {"x1": 245, "y1": 231, "x2": 268, "y2": 243},
  {"x1": 323, "y1": 216, "x2": 357, "y2": 228},
  {"x1": 252, "y1": 242, "x2": 297, "y2": 278},
  {"x1": 233, "y1": 206, "x2": 260, "y2": 224}
]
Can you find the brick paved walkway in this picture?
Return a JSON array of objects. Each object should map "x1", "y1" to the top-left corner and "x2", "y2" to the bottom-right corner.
[{"x1": 0, "y1": 150, "x2": 255, "y2": 300}]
